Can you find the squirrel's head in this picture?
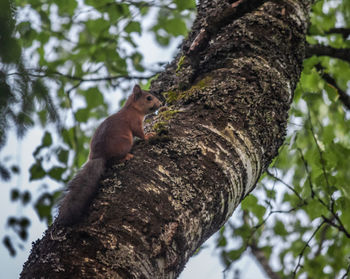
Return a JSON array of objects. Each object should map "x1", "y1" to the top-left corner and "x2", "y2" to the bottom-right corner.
[{"x1": 128, "y1": 84, "x2": 162, "y2": 115}]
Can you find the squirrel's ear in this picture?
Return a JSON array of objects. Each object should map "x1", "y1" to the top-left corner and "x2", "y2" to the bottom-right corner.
[{"x1": 133, "y1": 84, "x2": 142, "y2": 100}]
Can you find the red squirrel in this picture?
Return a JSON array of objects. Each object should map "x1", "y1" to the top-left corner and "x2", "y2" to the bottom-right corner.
[{"x1": 57, "y1": 85, "x2": 161, "y2": 226}]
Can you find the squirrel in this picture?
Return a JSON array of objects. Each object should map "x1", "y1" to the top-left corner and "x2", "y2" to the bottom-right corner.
[{"x1": 56, "y1": 85, "x2": 161, "y2": 226}]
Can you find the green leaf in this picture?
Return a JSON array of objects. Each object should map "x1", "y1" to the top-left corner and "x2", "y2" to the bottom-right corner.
[
  {"x1": 274, "y1": 220, "x2": 288, "y2": 237},
  {"x1": 85, "y1": 0, "x2": 109, "y2": 5},
  {"x1": 33, "y1": 132, "x2": 54, "y2": 157},
  {"x1": 75, "y1": 107, "x2": 90, "y2": 123},
  {"x1": 155, "y1": 33, "x2": 170, "y2": 46},
  {"x1": 303, "y1": 56, "x2": 320, "y2": 74},
  {"x1": 241, "y1": 195, "x2": 266, "y2": 221},
  {"x1": 324, "y1": 82, "x2": 337, "y2": 101},
  {"x1": 19, "y1": 217, "x2": 30, "y2": 228},
  {"x1": 56, "y1": 0, "x2": 78, "y2": 16},
  {"x1": 131, "y1": 52, "x2": 144, "y2": 72},
  {"x1": 0, "y1": 164, "x2": 10, "y2": 181},
  {"x1": 227, "y1": 248, "x2": 245, "y2": 261},
  {"x1": 21, "y1": 191, "x2": 31, "y2": 205},
  {"x1": 260, "y1": 245, "x2": 272, "y2": 258},
  {"x1": 217, "y1": 235, "x2": 227, "y2": 247},
  {"x1": 174, "y1": 0, "x2": 196, "y2": 10},
  {"x1": 106, "y1": 3, "x2": 130, "y2": 21},
  {"x1": 61, "y1": 127, "x2": 75, "y2": 148},
  {"x1": 57, "y1": 148, "x2": 69, "y2": 164},
  {"x1": 125, "y1": 21, "x2": 141, "y2": 35},
  {"x1": 322, "y1": 125, "x2": 335, "y2": 144},
  {"x1": 163, "y1": 18, "x2": 188, "y2": 36},
  {"x1": 10, "y1": 189, "x2": 20, "y2": 201},
  {"x1": 38, "y1": 10, "x2": 50, "y2": 26},
  {"x1": 42, "y1": 132, "x2": 52, "y2": 147},
  {"x1": 304, "y1": 199, "x2": 327, "y2": 220},
  {"x1": 241, "y1": 195, "x2": 258, "y2": 210},
  {"x1": 336, "y1": 197, "x2": 350, "y2": 231},
  {"x1": 37, "y1": 110, "x2": 48, "y2": 126},
  {"x1": 302, "y1": 70, "x2": 323, "y2": 92},
  {"x1": 0, "y1": 37, "x2": 21, "y2": 63},
  {"x1": 85, "y1": 18, "x2": 109, "y2": 35},
  {"x1": 3, "y1": 236, "x2": 16, "y2": 256},
  {"x1": 47, "y1": 167, "x2": 65, "y2": 181},
  {"x1": 81, "y1": 87, "x2": 104, "y2": 109},
  {"x1": 34, "y1": 193, "x2": 54, "y2": 224},
  {"x1": 29, "y1": 162, "x2": 46, "y2": 181},
  {"x1": 119, "y1": 97, "x2": 127, "y2": 108}
]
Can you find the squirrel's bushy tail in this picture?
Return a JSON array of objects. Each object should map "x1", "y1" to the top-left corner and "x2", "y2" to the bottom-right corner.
[{"x1": 56, "y1": 158, "x2": 105, "y2": 226}]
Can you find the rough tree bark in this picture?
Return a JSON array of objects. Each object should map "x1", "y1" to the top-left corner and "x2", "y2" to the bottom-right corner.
[{"x1": 21, "y1": 0, "x2": 312, "y2": 278}]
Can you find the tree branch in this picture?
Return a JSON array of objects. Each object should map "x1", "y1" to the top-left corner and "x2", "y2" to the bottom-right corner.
[
  {"x1": 305, "y1": 44, "x2": 350, "y2": 63},
  {"x1": 7, "y1": 69, "x2": 156, "y2": 83},
  {"x1": 250, "y1": 241, "x2": 282, "y2": 279},
  {"x1": 314, "y1": 64, "x2": 350, "y2": 111},
  {"x1": 325, "y1": 28, "x2": 350, "y2": 39}
]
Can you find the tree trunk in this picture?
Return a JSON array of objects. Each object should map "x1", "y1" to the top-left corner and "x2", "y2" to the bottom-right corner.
[{"x1": 21, "y1": 0, "x2": 312, "y2": 278}]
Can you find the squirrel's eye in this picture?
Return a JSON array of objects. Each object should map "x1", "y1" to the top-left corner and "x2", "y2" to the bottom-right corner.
[{"x1": 146, "y1": 96, "x2": 153, "y2": 101}]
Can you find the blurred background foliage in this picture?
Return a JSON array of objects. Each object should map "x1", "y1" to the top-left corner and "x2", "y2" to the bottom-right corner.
[
  {"x1": 0, "y1": 0, "x2": 349, "y2": 278},
  {"x1": 216, "y1": 1, "x2": 350, "y2": 278}
]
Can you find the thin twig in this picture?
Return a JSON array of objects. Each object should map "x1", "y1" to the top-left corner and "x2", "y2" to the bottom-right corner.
[
  {"x1": 307, "y1": 113, "x2": 330, "y2": 190},
  {"x1": 65, "y1": 81, "x2": 83, "y2": 168},
  {"x1": 314, "y1": 222, "x2": 330, "y2": 256},
  {"x1": 297, "y1": 148, "x2": 350, "y2": 238},
  {"x1": 292, "y1": 220, "x2": 326, "y2": 278},
  {"x1": 341, "y1": 263, "x2": 350, "y2": 279},
  {"x1": 322, "y1": 215, "x2": 350, "y2": 238},
  {"x1": 314, "y1": 64, "x2": 350, "y2": 111},
  {"x1": 266, "y1": 170, "x2": 304, "y2": 201}
]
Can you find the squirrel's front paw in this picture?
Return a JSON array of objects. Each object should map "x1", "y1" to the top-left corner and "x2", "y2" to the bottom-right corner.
[
  {"x1": 122, "y1": 153, "x2": 134, "y2": 161},
  {"x1": 145, "y1": 132, "x2": 156, "y2": 140}
]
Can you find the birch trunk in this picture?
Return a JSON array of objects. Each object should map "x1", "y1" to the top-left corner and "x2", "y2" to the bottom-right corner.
[{"x1": 21, "y1": 0, "x2": 312, "y2": 278}]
